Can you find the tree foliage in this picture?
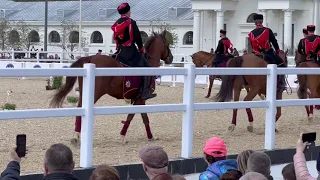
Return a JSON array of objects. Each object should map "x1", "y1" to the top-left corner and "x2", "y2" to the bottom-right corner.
[
  {"x1": 14, "y1": 20, "x2": 42, "y2": 51},
  {"x1": 56, "y1": 20, "x2": 88, "y2": 58},
  {"x1": 149, "y1": 21, "x2": 178, "y2": 47},
  {"x1": 0, "y1": 18, "x2": 11, "y2": 51}
]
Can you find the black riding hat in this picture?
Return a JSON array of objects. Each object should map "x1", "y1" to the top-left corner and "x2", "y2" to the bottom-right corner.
[{"x1": 253, "y1": 14, "x2": 263, "y2": 20}]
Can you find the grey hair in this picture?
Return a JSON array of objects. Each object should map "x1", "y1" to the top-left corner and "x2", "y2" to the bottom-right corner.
[
  {"x1": 45, "y1": 143, "x2": 74, "y2": 172},
  {"x1": 240, "y1": 172, "x2": 268, "y2": 180},
  {"x1": 247, "y1": 152, "x2": 271, "y2": 177}
]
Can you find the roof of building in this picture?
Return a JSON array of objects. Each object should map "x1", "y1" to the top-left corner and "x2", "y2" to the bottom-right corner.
[{"x1": 0, "y1": 0, "x2": 193, "y2": 21}]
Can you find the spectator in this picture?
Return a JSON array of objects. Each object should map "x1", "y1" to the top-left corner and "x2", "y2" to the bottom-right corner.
[
  {"x1": 89, "y1": 164, "x2": 120, "y2": 180},
  {"x1": 0, "y1": 147, "x2": 22, "y2": 180},
  {"x1": 239, "y1": 172, "x2": 268, "y2": 180},
  {"x1": 199, "y1": 137, "x2": 238, "y2": 180},
  {"x1": 247, "y1": 152, "x2": 273, "y2": 180},
  {"x1": 97, "y1": 49, "x2": 102, "y2": 55},
  {"x1": 282, "y1": 163, "x2": 296, "y2": 180},
  {"x1": 220, "y1": 170, "x2": 242, "y2": 180},
  {"x1": 210, "y1": 48, "x2": 214, "y2": 54},
  {"x1": 110, "y1": 50, "x2": 113, "y2": 54},
  {"x1": 243, "y1": 50, "x2": 248, "y2": 55},
  {"x1": 293, "y1": 133, "x2": 315, "y2": 180},
  {"x1": 172, "y1": 174, "x2": 186, "y2": 180},
  {"x1": 139, "y1": 145, "x2": 173, "y2": 180},
  {"x1": 181, "y1": 57, "x2": 184, "y2": 62},
  {"x1": 43, "y1": 143, "x2": 79, "y2": 180},
  {"x1": 237, "y1": 150, "x2": 254, "y2": 174}
]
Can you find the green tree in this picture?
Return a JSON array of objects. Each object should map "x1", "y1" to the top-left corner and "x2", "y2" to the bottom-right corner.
[
  {"x1": 149, "y1": 21, "x2": 178, "y2": 47},
  {"x1": 15, "y1": 20, "x2": 42, "y2": 51}
]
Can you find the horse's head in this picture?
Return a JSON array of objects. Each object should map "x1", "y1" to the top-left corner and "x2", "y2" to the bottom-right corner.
[
  {"x1": 190, "y1": 51, "x2": 214, "y2": 67},
  {"x1": 278, "y1": 49, "x2": 288, "y2": 66},
  {"x1": 145, "y1": 30, "x2": 173, "y2": 67}
]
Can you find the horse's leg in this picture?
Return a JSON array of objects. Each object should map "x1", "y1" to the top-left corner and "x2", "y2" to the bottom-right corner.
[
  {"x1": 139, "y1": 99, "x2": 158, "y2": 141},
  {"x1": 243, "y1": 87, "x2": 260, "y2": 133},
  {"x1": 307, "y1": 75, "x2": 319, "y2": 121},
  {"x1": 205, "y1": 75, "x2": 214, "y2": 98},
  {"x1": 229, "y1": 78, "x2": 242, "y2": 132},
  {"x1": 119, "y1": 100, "x2": 137, "y2": 144}
]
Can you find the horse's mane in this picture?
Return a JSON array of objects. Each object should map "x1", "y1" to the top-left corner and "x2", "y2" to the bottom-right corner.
[
  {"x1": 192, "y1": 50, "x2": 214, "y2": 56},
  {"x1": 144, "y1": 31, "x2": 161, "y2": 50}
]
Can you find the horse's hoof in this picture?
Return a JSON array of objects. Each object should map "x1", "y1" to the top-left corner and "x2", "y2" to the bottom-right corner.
[
  {"x1": 70, "y1": 138, "x2": 79, "y2": 147},
  {"x1": 148, "y1": 137, "x2": 159, "y2": 141},
  {"x1": 205, "y1": 95, "x2": 210, "y2": 98},
  {"x1": 275, "y1": 128, "x2": 279, "y2": 133},
  {"x1": 247, "y1": 125, "x2": 254, "y2": 132},
  {"x1": 120, "y1": 135, "x2": 127, "y2": 144},
  {"x1": 308, "y1": 114, "x2": 313, "y2": 122},
  {"x1": 316, "y1": 105, "x2": 320, "y2": 110},
  {"x1": 228, "y1": 124, "x2": 235, "y2": 132}
]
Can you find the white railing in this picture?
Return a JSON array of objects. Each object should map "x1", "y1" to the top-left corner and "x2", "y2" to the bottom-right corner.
[{"x1": 0, "y1": 62, "x2": 315, "y2": 168}]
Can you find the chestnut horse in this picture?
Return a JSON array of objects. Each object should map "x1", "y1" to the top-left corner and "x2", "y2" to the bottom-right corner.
[
  {"x1": 295, "y1": 50, "x2": 320, "y2": 120},
  {"x1": 191, "y1": 51, "x2": 265, "y2": 100},
  {"x1": 214, "y1": 50, "x2": 288, "y2": 132},
  {"x1": 50, "y1": 31, "x2": 173, "y2": 146}
]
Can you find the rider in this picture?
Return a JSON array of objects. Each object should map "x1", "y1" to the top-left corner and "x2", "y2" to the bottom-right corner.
[
  {"x1": 213, "y1": 29, "x2": 234, "y2": 67},
  {"x1": 294, "y1": 28, "x2": 309, "y2": 83},
  {"x1": 297, "y1": 25, "x2": 320, "y2": 63},
  {"x1": 111, "y1": 2, "x2": 156, "y2": 100},
  {"x1": 248, "y1": 13, "x2": 286, "y2": 89}
]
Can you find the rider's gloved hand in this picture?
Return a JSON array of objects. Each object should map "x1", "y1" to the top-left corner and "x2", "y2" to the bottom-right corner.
[{"x1": 139, "y1": 48, "x2": 145, "y2": 54}]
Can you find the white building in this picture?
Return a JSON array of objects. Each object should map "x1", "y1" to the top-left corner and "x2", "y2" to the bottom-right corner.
[{"x1": 1, "y1": 0, "x2": 319, "y2": 59}]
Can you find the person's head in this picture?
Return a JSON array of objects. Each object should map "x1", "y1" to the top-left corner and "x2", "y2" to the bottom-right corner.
[
  {"x1": 237, "y1": 150, "x2": 255, "y2": 174},
  {"x1": 98, "y1": 49, "x2": 102, "y2": 53},
  {"x1": 117, "y1": 3, "x2": 131, "y2": 17},
  {"x1": 44, "y1": 143, "x2": 75, "y2": 175},
  {"x1": 139, "y1": 145, "x2": 169, "y2": 178},
  {"x1": 220, "y1": 29, "x2": 226, "y2": 38},
  {"x1": 282, "y1": 163, "x2": 296, "y2": 180},
  {"x1": 203, "y1": 137, "x2": 227, "y2": 165},
  {"x1": 307, "y1": 25, "x2": 316, "y2": 34},
  {"x1": 172, "y1": 174, "x2": 186, "y2": 180},
  {"x1": 89, "y1": 164, "x2": 120, "y2": 180},
  {"x1": 239, "y1": 172, "x2": 268, "y2": 180},
  {"x1": 220, "y1": 170, "x2": 243, "y2": 180},
  {"x1": 253, "y1": 14, "x2": 263, "y2": 26},
  {"x1": 303, "y1": 28, "x2": 308, "y2": 38},
  {"x1": 247, "y1": 152, "x2": 271, "y2": 177}
]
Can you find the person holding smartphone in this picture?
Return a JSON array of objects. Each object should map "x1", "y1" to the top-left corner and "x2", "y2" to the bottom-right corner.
[
  {"x1": 293, "y1": 133, "x2": 316, "y2": 180},
  {"x1": 0, "y1": 147, "x2": 22, "y2": 180}
]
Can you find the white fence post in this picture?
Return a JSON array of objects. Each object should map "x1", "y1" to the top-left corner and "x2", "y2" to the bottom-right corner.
[
  {"x1": 265, "y1": 64, "x2": 277, "y2": 150},
  {"x1": 181, "y1": 63, "x2": 195, "y2": 158},
  {"x1": 80, "y1": 63, "x2": 95, "y2": 168}
]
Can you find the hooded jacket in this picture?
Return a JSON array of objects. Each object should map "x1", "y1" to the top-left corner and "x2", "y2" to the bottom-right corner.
[{"x1": 199, "y1": 159, "x2": 238, "y2": 180}]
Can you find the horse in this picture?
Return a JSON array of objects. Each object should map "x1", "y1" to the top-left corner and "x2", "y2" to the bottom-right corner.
[
  {"x1": 295, "y1": 50, "x2": 320, "y2": 120},
  {"x1": 214, "y1": 50, "x2": 288, "y2": 132},
  {"x1": 49, "y1": 30, "x2": 173, "y2": 146},
  {"x1": 190, "y1": 51, "x2": 265, "y2": 100}
]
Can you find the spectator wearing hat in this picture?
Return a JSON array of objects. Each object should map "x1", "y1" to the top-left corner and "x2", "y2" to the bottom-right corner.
[
  {"x1": 139, "y1": 145, "x2": 173, "y2": 180},
  {"x1": 247, "y1": 152, "x2": 273, "y2": 180},
  {"x1": 199, "y1": 137, "x2": 238, "y2": 180}
]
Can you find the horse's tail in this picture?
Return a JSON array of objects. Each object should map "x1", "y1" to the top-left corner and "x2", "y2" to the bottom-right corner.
[
  {"x1": 214, "y1": 56, "x2": 243, "y2": 102},
  {"x1": 297, "y1": 74, "x2": 308, "y2": 99},
  {"x1": 49, "y1": 56, "x2": 91, "y2": 108}
]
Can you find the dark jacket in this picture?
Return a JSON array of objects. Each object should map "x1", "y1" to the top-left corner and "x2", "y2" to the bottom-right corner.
[
  {"x1": 43, "y1": 173, "x2": 79, "y2": 180},
  {"x1": 0, "y1": 161, "x2": 20, "y2": 180}
]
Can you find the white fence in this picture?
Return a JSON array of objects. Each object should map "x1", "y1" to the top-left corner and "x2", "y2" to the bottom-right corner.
[{"x1": 0, "y1": 64, "x2": 320, "y2": 168}]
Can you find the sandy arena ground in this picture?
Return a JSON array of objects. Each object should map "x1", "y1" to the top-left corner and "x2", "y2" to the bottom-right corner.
[{"x1": 0, "y1": 77, "x2": 319, "y2": 174}]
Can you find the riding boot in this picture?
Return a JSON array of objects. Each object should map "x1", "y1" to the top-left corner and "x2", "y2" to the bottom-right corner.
[
  {"x1": 278, "y1": 75, "x2": 286, "y2": 89},
  {"x1": 141, "y1": 76, "x2": 157, "y2": 100}
]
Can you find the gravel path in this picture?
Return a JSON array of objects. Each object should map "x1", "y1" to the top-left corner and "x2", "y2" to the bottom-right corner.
[{"x1": 0, "y1": 77, "x2": 318, "y2": 174}]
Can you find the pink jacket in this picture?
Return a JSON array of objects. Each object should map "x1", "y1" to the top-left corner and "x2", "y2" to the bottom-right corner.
[{"x1": 294, "y1": 152, "x2": 316, "y2": 180}]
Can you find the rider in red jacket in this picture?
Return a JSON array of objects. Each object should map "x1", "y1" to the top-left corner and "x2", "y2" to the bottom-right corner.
[
  {"x1": 297, "y1": 25, "x2": 320, "y2": 62},
  {"x1": 213, "y1": 29, "x2": 234, "y2": 67}
]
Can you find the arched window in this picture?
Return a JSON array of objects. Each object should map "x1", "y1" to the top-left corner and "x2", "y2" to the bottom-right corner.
[
  {"x1": 140, "y1": 31, "x2": 148, "y2": 44},
  {"x1": 183, "y1": 31, "x2": 193, "y2": 45},
  {"x1": 247, "y1": 13, "x2": 257, "y2": 23},
  {"x1": 28, "y1": 30, "x2": 40, "y2": 43},
  {"x1": 69, "y1": 31, "x2": 79, "y2": 43},
  {"x1": 9, "y1": 30, "x2": 20, "y2": 44},
  {"x1": 49, "y1": 31, "x2": 61, "y2": 43},
  {"x1": 90, "y1": 31, "x2": 103, "y2": 43}
]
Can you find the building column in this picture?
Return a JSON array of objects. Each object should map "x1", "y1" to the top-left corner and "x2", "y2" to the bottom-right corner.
[
  {"x1": 283, "y1": 9, "x2": 293, "y2": 51},
  {"x1": 215, "y1": 9, "x2": 225, "y2": 47},
  {"x1": 314, "y1": 0, "x2": 319, "y2": 34},
  {"x1": 259, "y1": 9, "x2": 267, "y2": 27},
  {"x1": 193, "y1": 10, "x2": 201, "y2": 52}
]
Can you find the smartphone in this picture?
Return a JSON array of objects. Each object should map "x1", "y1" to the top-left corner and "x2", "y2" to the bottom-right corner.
[
  {"x1": 16, "y1": 134, "x2": 26, "y2": 158},
  {"x1": 302, "y1": 132, "x2": 316, "y2": 143}
]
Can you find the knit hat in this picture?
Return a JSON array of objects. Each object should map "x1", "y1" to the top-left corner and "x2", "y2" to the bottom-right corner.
[
  {"x1": 203, "y1": 137, "x2": 227, "y2": 157},
  {"x1": 117, "y1": 3, "x2": 130, "y2": 15},
  {"x1": 139, "y1": 145, "x2": 169, "y2": 169}
]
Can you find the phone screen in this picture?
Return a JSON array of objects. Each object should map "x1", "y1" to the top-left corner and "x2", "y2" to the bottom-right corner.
[
  {"x1": 16, "y1": 134, "x2": 26, "y2": 157},
  {"x1": 302, "y1": 132, "x2": 316, "y2": 143}
]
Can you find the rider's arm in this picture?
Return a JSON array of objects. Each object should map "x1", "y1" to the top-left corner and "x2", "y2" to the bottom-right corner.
[
  {"x1": 268, "y1": 28, "x2": 280, "y2": 52},
  {"x1": 131, "y1": 20, "x2": 144, "y2": 53},
  {"x1": 297, "y1": 39, "x2": 304, "y2": 55},
  {"x1": 214, "y1": 40, "x2": 223, "y2": 54}
]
